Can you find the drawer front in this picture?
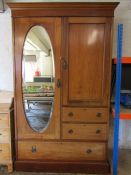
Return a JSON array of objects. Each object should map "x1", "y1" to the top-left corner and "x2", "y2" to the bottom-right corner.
[
  {"x1": 62, "y1": 107, "x2": 109, "y2": 123},
  {"x1": 62, "y1": 123, "x2": 107, "y2": 140},
  {"x1": 0, "y1": 114, "x2": 9, "y2": 128},
  {"x1": 0, "y1": 144, "x2": 10, "y2": 162},
  {"x1": 18, "y1": 141, "x2": 106, "y2": 161},
  {"x1": 0, "y1": 128, "x2": 10, "y2": 143}
]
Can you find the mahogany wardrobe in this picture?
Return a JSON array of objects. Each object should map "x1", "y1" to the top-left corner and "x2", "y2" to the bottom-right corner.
[{"x1": 8, "y1": 2, "x2": 118, "y2": 174}]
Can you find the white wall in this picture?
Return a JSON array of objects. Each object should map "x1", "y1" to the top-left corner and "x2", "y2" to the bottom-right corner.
[
  {"x1": 0, "y1": 8, "x2": 13, "y2": 91},
  {"x1": 119, "y1": 120, "x2": 131, "y2": 149},
  {"x1": 113, "y1": 0, "x2": 131, "y2": 57},
  {"x1": 38, "y1": 52, "x2": 53, "y2": 77},
  {"x1": 113, "y1": 0, "x2": 131, "y2": 149}
]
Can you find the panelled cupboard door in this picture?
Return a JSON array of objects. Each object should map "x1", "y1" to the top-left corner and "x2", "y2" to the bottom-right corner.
[
  {"x1": 62, "y1": 17, "x2": 113, "y2": 107},
  {"x1": 14, "y1": 18, "x2": 61, "y2": 140}
]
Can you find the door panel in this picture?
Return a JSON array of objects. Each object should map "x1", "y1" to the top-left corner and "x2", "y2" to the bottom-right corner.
[
  {"x1": 14, "y1": 18, "x2": 61, "y2": 139},
  {"x1": 62, "y1": 17, "x2": 113, "y2": 107}
]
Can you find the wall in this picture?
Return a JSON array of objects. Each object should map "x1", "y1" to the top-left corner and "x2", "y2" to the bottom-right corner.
[
  {"x1": 113, "y1": 0, "x2": 131, "y2": 149},
  {"x1": 38, "y1": 52, "x2": 54, "y2": 77},
  {"x1": 113, "y1": 0, "x2": 131, "y2": 57},
  {"x1": 0, "y1": 8, "x2": 13, "y2": 91},
  {"x1": 119, "y1": 120, "x2": 131, "y2": 149}
]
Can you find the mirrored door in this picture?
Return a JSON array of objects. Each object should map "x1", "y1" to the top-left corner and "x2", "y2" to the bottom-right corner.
[{"x1": 14, "y1": 17, "x2": 61, "y2": 139}]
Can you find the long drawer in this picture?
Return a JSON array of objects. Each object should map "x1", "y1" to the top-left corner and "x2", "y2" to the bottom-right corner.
[
  {"x1": 18, "y1": 141, "x2": 106, "y2": 161},
  {"x1": 0, "y1": 128, "x2": 10, "y2": 143},
  {"x1": 0, "y1": 114, "x2": 9, "y2": 128},
  {"x1": 62, "y1": 123, "x2": 107, "y2": 140},
  {"x1": 62, "y1": 107, "x2": 109, "y2": 123},
  {"x1": 0, "y1": 144, "x2": 10, "y2": 162}
]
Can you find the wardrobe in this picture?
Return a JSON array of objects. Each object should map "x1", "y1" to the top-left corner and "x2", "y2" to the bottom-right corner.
[{"x1": 8, "y1": 2, "x2": 119, "y2": 174}]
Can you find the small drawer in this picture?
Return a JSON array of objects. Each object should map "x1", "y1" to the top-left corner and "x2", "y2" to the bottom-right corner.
[
  {"x1": 0, "y1": 144, "x2": 10, "y2": 162},
  {"x1": 0, "y1": 114, "x2": 9, "y2": 128},
  {"x1": 62, "y1": 107, "x2": 109, "y2": 123},
  {"x1": 18, "y1": 141, "x2": 106, "y2": 161},
  {"x1": 62, "y1": 123, "x2": 107, "y2": 140},
  {"x1": 0, "y1": 128, "x2": 10, "y2": 143}
]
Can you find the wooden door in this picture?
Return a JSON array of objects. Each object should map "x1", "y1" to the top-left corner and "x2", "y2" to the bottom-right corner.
[
  {"x1": 62, "y1": 17, "x2": 113, "y2": 107},
  {"x1": 14, "y1": 17, "x2": 61, "y2": 140}
]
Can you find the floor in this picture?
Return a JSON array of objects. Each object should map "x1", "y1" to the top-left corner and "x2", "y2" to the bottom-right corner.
[
  {"x1": 118, "y1": 149, "x2": 131, "y2": 175},
  {"x1": 25, "y1": 102, "x2": 52, "y2": 132},
  {"x1": 0, "y1": 149, "x2": 131, "y2": 175}
]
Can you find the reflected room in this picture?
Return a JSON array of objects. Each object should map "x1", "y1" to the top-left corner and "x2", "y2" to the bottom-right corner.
[{"x1": 22, "y1": 26, "x2": 55, "y2": 132}]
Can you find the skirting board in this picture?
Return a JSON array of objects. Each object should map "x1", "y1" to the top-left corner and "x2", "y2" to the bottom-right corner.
[{"x1": 14, "y1": 160, "x2": 110, "y2": 174}]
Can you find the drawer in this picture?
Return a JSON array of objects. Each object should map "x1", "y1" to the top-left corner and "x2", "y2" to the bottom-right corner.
[
  {"x1": 62, "y1": 107, "x2": 109, "y2": 123},
  {"x1": 18, "y1": 141, "x2": 106, "y2": 161},
  {"x1": 0, "y1": 114, "x2": 9, "y2": 128},
  {"x1": 0, "y1": 128, "x2": 10, "y2": 143},
  {"x1": 0, "y1": 144, "x2": 10, "y2": 162},
  {"x1": 62, "y1": 123, "x2": 107, "y2": 140}
]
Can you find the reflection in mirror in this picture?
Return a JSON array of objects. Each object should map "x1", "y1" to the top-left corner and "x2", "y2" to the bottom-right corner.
[{"x1": 22, "y1": 26, "x2": 55, "y2": 133}]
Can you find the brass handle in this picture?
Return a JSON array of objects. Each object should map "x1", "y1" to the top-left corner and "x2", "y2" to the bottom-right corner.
[
  {"x1": 57, "y1": 79, "x2": 61, "y2": 88},
  {"x1": 96, "y1": 112, "x2": 102, "y2": 117},
  {"x1": 68, "y1": 129, "x2": 74, "y2": 134},
  {"x1": 32, "y1": 146, "x2": 37, "y2": 153},
  {"x1": 96, "y1": 129, "x2": 101, "y2": 134},
  {"x1": 0, "y1": 149, "x2": 2, "y2": 152},
  {"x1": 62, "y1": 59, "x2": 68, "y2": 70},
  {"x1": 86, "y1": 149, "x2": 92, "y2": 154},
  {"x1": 68, "y1": 112, "x2": 74, "y2": 117},
  {"x1": 0, "y1": 133, "x2": 2, "y2": 135}
]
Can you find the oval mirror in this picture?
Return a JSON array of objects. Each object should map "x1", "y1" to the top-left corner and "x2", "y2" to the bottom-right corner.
[{"x1": 22, "y1": 26, "x2": 55, "y2": 133}]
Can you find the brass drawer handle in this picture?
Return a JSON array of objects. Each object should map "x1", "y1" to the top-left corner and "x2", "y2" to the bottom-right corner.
[
  {"x1": 31, "y1": 146, "x2": 37, "y2": 153},
  {"x1": 0, "y1": 149, "x2": 2, "y2": 152},
  {"x1": 96, "y1": 112, "x2": 102, "y2": 117},
  {"x1": 86, "y1": 149, "x2": 92, "y2": 154},
  {"x1": 68, "y1": 112, "x2": 74, "y2": 117},
  {"x1": 68, "y1": 129, "x2": 74, "y2": 134},
  {"x1": 0, "y1": 133, "x2": 2, "y2": 135},
  {"x1": 96, "y1": 129, "x2": 101, "y2": 134}
]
